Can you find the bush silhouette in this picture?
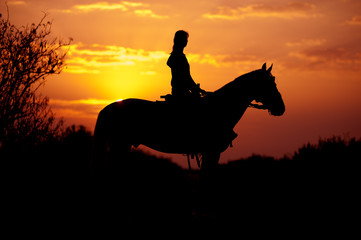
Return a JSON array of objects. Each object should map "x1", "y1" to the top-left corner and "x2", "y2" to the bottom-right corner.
[{"x1": 0, "y1": 10, "x2": 71, "y2": 146}]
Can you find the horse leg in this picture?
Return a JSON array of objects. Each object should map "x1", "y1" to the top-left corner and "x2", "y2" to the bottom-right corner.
[
  {"x1": 200, "y1": 151, "x2": 220, "y2": 190},
  {"x1": 92, "y1": 112, "x2": 109, "y2": 177},
  {"x1": 199, "y1": 152, "x2": 221, "y2": 219},
  {"x1": 108, "y1": 139, "x2": 132, "y2": 176},
  {"x1": 201, "y1": 152, "x2": 220, "y2": 172},
  {"x1": 92, "y1": 139, "x2": 132, "y2": 221},
  {"x1": 92, "y1": 134, "x2": 131, "y2": 178}
]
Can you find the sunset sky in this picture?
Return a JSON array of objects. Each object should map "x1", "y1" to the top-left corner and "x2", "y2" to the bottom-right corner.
[{"x1": 2, "y1": 0, "x2": 361, "y2": 167}]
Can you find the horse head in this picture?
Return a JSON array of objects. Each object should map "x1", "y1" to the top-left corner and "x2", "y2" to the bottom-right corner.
[{"x1": 252, "y1": 63, "x2": 285, "y2": 116}]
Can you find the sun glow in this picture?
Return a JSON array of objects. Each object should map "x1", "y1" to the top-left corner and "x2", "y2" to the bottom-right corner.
[
  {"x1": 63, "y1": 42, "x2": 171, "y2": 101},
  {"x1": 66, "y1": 43, "x2": 169, "y2": 73}
]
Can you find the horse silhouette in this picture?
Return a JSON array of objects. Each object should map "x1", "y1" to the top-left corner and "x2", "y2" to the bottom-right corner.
[{"x1": 93, "y1": 63, "x2": 285, "y2": 173}]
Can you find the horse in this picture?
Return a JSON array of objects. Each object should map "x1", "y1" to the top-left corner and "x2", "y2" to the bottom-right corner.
[{"x1": 92, "y1": 63, "x2": 285, "y2": 174}]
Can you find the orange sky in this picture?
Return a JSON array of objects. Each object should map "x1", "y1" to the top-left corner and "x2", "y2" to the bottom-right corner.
[{"x1": 2, "y1": 0, "x2": 361, "y2": 167}]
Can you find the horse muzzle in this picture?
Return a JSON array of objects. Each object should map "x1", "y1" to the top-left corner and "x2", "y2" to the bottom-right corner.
[
  {"x1": 264, "y1": 91, "x2": 285, "y2": 116},
  {"x1": 269, "y1": 96, "x2": 285, "y2": 116},
  {"x1": 269, "y1": 104, "x2": 285, "y2": 116}
]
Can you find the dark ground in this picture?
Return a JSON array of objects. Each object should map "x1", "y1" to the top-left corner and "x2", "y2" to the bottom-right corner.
[{"x1": 1, "y1": 136, "x2": 360, "y2": 236}]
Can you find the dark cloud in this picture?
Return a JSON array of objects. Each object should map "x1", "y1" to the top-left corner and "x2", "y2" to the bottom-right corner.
[
  {"x1": 252, "y1": 2, "x2": 315, "y2": 12},
  {"x1": 287, "y1": 46, "x2": 361, "y2": 70},
  {"x1": 345, "y1": 16, "x2": 361, "y2": 25},
  {"x1": 203, "y1": 2, "x2": 320, "y2": 20}
]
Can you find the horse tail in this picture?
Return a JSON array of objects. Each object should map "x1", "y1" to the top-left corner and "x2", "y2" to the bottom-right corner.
[{"x1": 92, "y1": 108, "x2": 109, "y2": 176}]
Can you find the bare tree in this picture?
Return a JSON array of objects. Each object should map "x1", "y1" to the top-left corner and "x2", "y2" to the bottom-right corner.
[{"x1": 0, "y1": 9, "x2": 71, "y2": 146}]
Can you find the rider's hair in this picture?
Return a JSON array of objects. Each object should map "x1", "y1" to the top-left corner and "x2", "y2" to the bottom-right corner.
[{"x1": 173, "y1": 30, "x2": 189, "y2": 50}]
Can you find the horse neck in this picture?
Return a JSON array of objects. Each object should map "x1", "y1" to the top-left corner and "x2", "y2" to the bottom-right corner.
[{"x1": 210, "y1": 74, "x2": 255, "y2": 128}]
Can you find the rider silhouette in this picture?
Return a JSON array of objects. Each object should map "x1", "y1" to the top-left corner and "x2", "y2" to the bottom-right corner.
[{"x1": 167, "y1": 30, "x2": 205, "y2": 99}]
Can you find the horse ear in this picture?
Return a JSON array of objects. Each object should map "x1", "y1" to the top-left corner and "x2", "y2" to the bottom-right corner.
[
  {"x1": 262, "y1": 63, "x2": 267, "y2": 71},
  {"x1": 267, "y1": 64, "x2": 273, "y2": 73}
]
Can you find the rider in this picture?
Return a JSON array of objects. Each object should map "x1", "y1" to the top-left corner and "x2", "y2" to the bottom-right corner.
[
  {"x1": 166, "y1": 31, "x2": 237, "y2": 158},
  {"x1": 167, "y1": 30, "x2": 205, "y2": 99}
]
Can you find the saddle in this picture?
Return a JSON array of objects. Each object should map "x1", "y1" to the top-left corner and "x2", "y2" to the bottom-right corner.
[
  {"x1": 160, "y1": 94, "x2": 174, "y2": 102},
  {"x1": 160, "y1": 93, "x2": 202, "y2": 105}
]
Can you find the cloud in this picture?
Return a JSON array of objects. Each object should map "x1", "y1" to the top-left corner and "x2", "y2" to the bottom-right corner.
[
  {"x1": 187, "y1": 53, "x2": 222, "y2": 66},
  {"x1": 344, "y1": 16, "x2": 361, "y2": 25},
  {"x1": 72, "y1": 2, "x2": 129, "y2": 12},
  {"x1": 51, "y1": 98, "x2": 112, "y2": 107},
  {"x1": 140, "y1": 71, "x2": 156, "y2": 75},
  {"x1": 286, "y1": 39, "x2": 326, "y2": 47},
  {"x1": 7, "y1": 1, "x2": 26, "y2": 5},
  {"x1": 50, "y1": 98, "x2": 115, "y2": 119},
  {"x1": 64, "y1": 43, "x2": 264, "y2": 75},
  {"x1": 203, "y1": 2, "x2": 320, "y2": 20},
  {"x1": 65, "y1": 43, "x2": 240, "y2": 74},
  {"x1": 134, "y1": 9, "x2": 168, "y2": 19},
  {"x1": 65, "y1": 43, "x2": 169, "y2": 74},
  {"x1": 288, "y1": 46, "x2": 361, "y2": 70},
  {"x1": 59, "y1": 1, "x2": 168, "y2": 19},
  {"x1": 188, "y1": 51, "x2": 262, "y2": 70}
]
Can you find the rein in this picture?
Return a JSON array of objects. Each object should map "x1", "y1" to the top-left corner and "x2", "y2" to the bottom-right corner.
[{"x1": 248, "y1": 103, "x2": 267, "y2": 110}]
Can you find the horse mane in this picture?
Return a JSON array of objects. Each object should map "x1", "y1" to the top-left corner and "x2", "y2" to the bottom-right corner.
[{"x1": 212, "y1": 68, "x2": 261, "y2": 99}]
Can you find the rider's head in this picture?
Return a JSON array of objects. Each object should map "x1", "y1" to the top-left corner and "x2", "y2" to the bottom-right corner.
[{"x1": 173, "y1": 30, "x2": 189, "y2": 49}]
